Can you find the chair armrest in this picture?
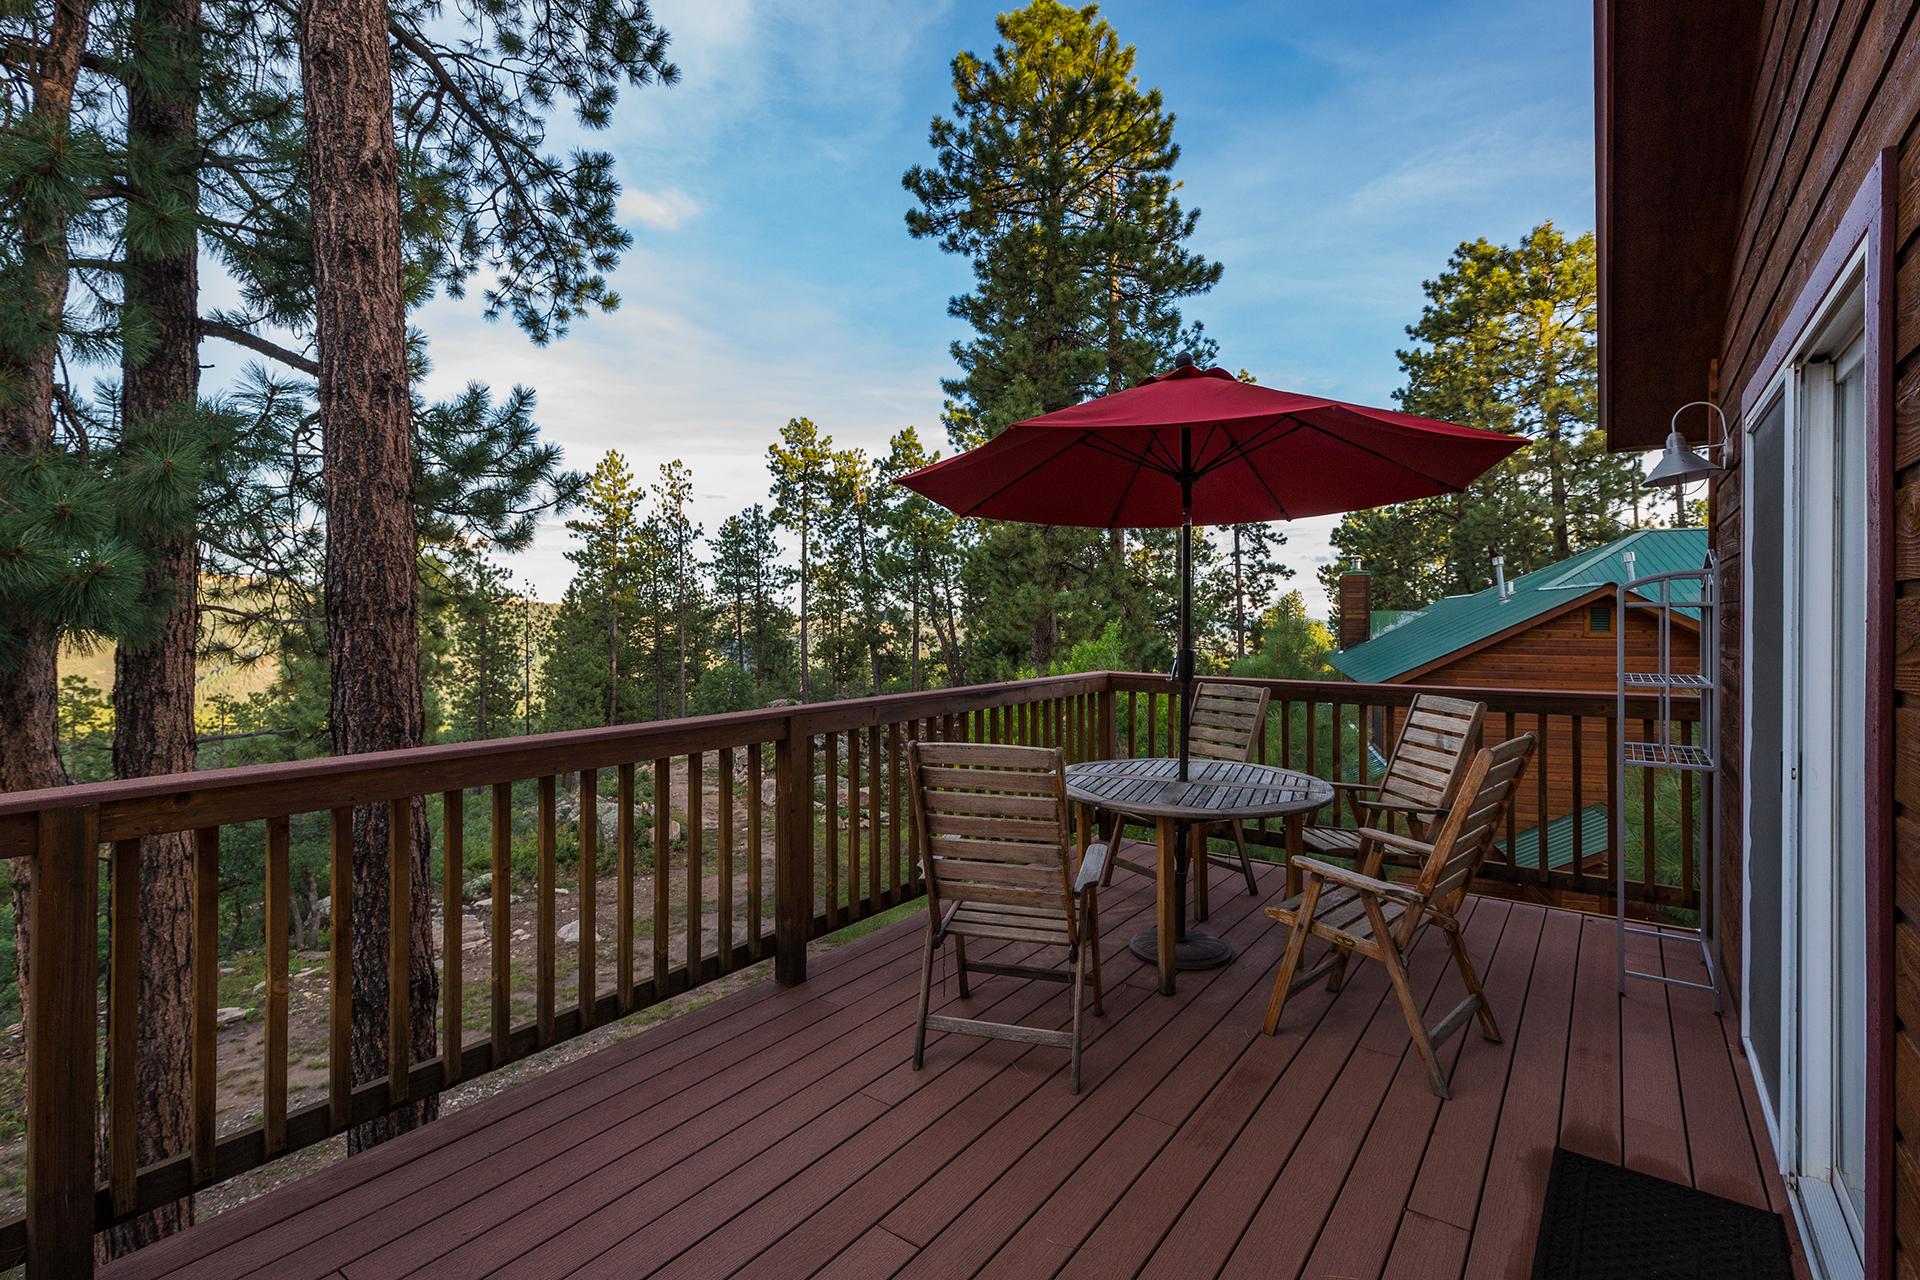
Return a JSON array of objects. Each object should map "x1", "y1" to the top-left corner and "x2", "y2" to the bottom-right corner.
[
  {"x1": 1074, "y1": 842, "x2": 1110, "y2": 893},
  {"x1": 1293, "y1": 856, "x2": 1423, "y2": 905},
  {"x1": 1328, "y1": 781, "x2": 1381, "y2": 794}
]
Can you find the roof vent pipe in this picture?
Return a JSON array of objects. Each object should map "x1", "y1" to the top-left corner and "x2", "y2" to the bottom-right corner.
[{"x1": 1493, "y1": 555, "x2": 1508, "y2": 603}]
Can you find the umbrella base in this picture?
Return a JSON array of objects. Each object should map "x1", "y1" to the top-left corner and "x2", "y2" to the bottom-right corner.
[{"x1": 1129, "y1": 928, "x2": 1235, "y2": 972}]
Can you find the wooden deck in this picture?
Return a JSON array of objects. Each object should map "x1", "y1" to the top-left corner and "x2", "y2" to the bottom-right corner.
[{"x1": 100, "y1": 855, "x2": 1798, "y2": 1280}]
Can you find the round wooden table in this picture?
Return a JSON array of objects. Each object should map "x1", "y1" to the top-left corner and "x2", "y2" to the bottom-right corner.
[{"x1": 1065, "y1": 757, "x2": 1334, "y2": 995}]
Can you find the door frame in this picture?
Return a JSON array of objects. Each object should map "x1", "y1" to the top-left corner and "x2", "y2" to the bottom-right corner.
[{"x1": 1735, "y1": 149, "x2": 1895, "y2": 1280}]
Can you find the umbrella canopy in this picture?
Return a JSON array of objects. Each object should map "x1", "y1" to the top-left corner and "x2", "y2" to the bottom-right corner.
[
  {"x1": 896, "y1": 360, "x2": 1523, "y2": 527},
  {"x1": 895, "y1": 359, "x2": 1525, "y2": 780}
]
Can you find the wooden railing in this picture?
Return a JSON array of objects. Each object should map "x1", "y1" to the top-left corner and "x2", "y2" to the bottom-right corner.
[
  {"x1": 0, "y1": 670, "x2": 1701, "y2": 1274},
  {"x1": 1106, "y1": 673, "x2": 1705, "y2": 911}
]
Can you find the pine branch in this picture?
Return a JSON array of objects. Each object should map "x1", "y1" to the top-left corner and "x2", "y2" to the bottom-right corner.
[{"x1": 198, "y1": 318, "x2": 319, "y2": 375}]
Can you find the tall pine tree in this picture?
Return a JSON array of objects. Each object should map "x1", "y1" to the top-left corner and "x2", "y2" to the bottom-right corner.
[{"x1": 903, "y1": 0, "x2": 1219, "y2": 673}]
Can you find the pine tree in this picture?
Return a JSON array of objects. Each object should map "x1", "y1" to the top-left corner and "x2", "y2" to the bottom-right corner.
[
  {"x1": 767, "y1": 417, "x2": 833, "y2": 701},
  {"x1": 1321, "y1": 222, "x2": 1640, "y2": 611},
  {"x1": 301, "y1": 0, "x2": 440, "y2": 1151},
  {"x1": 709, "y1": 504, "x2": 792, "y2": 693},
  {"x1": 903, "y1": 0, "x2": 1220, "y2": 673},
  {"x1": 443, "y1": 551, "x2": 526, "y2": 741},
  {"x1": 652, "y1": 460, "x2": 698, "y2": 718},
  {"x1": 876, "y1": 427, "x2": 966, "y2": 689},
  {"x1": 1224, "y1": 523, "x2": 1288, "y2": 660},
  {"x1": 541, "y1": 450, "x2": 645, "y2": 727}
]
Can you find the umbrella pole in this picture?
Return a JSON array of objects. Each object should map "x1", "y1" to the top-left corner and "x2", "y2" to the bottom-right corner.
[{"x1": 1178, "y1": 430, "x2": 1194, "y2": 782}]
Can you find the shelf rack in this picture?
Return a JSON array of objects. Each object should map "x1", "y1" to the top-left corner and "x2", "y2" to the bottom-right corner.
[{"x1": 1614, "y1": 549, "x2": 1721, "y2": 1013}]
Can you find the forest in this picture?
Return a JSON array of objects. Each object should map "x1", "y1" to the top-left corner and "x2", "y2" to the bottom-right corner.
[{"x1": 0, "y1": 0, "x2": 1678, "y2": 1252}]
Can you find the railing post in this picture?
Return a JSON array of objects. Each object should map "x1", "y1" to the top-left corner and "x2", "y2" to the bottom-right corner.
[
  {"x1": 774, "y1": 721, "x2": 813, "y2": 987},
  {"x1": 27, "y1": 805, "x2": 99, "y2": 1278}
]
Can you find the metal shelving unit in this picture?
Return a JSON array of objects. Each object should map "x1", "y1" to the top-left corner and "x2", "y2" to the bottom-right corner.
[{"x1": 1614, "y1": 549, "x2": 1721, "y2": 1013}]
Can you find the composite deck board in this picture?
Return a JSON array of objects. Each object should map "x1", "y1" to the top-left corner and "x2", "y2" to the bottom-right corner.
[{"x1": 100, "y1": 864, "x2": 1800, "y2": 1280}]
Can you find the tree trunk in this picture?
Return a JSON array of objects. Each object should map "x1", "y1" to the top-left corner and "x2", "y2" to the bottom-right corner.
[
  {"x1": 0, "y1": 0, "x2": 93, "y2": 1026},
  {"x1": 104, "y1": 0, "x2": 202, "y2": 1248},
  {"x1": 301, "y1": 0, "x2": 438, "y2": 1151},
  {"x1": 909, "y1": 562, "x2": 922, "y2": 692},
  {"x1": 797, "y1": 519, "x2": 811, "y2": 701},
  {"x1": 1232, "y1": 527, "x2": 1246, "y2": 661}
]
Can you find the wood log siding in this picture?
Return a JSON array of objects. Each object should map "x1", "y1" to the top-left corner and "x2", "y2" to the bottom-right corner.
[{"x1": 0, "y1": 670, "x2": 1701, "y2": 1272}]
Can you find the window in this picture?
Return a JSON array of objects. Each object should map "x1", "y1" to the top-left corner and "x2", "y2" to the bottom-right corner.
[{"x1": 1585, "y1": 604, "x2": 1612, "y2": 636}]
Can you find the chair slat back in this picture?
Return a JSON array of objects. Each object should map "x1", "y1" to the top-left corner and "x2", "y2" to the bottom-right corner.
[
  {"x1": 1377, "y1": 694, "x2": 1485, "y2": 813},
  {"x1": 1409, "y1": 733, "x2": 1536, "y2": 914},
  {"x1": 1186, "y1": 681, "x2": 1271, "y2": 763},
  {"x1": 908, "y1": 741, "x2": 1076, "y2": 935}
]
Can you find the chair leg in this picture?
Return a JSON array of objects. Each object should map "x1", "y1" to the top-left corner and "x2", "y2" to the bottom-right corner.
[
  {"x1": 1324, "y1": 950, "x2": 1352, "y2": 993},
  {"x1": 1367, "y1": 898, "x2": 1448, "y2": 1098},
  {"x1": 913, "y1": 925, "x2": 936, "y2": 1071},
  {"x1": 1085, "y1": 889, "x2": 1104, "y2": 1016},
  {"x1": 1069, "y1": 942, "x2": 1087, "y2": 1094},
  {"x1": 1263, "y1": 878, "x2": 1322, "y2": 1036},
  {"x1": 1231, "y1": 822, "x2": 1258, "y2": 896},
  {"x1": 1445, "y1": 920, "x2": 1500, "y2": 1042},
  {"x1": 953, "y1": 934, "x2": 971, "y2": 998}
]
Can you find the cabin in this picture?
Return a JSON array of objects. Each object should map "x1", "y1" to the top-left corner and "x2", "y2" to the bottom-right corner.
[{"x1": 1330, "y1": 529, "x2": 1707, "y2": 887}]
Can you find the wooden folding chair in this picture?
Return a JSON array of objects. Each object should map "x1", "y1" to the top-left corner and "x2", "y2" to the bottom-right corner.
[
  {"x1": 1100, "y1": 680, "x2": 1272, "y2": 905},
  {"x1": 1262, "y1": 733, "x2": 1536, "y2": 1099},
  {"x1": 1300, "y1": 693, "x2": 1484, "y2": 869},
  {"x1": 908, "y1": 741, "x2": 1107, "y2": 1093}
]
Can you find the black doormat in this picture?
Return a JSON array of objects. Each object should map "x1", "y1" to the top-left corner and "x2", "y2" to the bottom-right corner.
[{"x1": 1531, "y1": 1148, "x2": 1793, "y2": 1279}]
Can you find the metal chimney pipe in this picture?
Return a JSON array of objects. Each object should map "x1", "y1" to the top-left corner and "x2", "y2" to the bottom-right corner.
[{"x1": 1493, "y1": 555, "x2": 1508, "y2": 602}]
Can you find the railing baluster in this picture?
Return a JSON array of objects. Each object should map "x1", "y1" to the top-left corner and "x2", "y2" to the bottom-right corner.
[
  {"x1": 1281, "y1": 696, "x2": 1293, "y2": 769},
  {"x1": 867, "y1": 724, "x2": 882, "y2": 913},
  {"x1": 1640, "y1": 718, "x2": 1657, "y2": 899},
  {"x1": 329, "y1": 807, "x2": 353, "y2": 1132},
  {"x1": 747, "y1": 744, "x2": 764, "y2": 959},
  {"x1": 1502, "y1": 713, "x2": 1517, "y2": 865},
  {"x1": 653, "y1": 757, "x2": 672, "y2": 995},
  {"x1": 1536, "y1": 714, "x2": 1551, "y2": 887},
  {"x1": 888, "y1": 723, "x2": 904, "y2": 901},
  {"x1": 267, "y1": 813, "x2": 292, "y2": 1142},
  {"x1": 843, "y1": 732, "x2": 857, "y2": 921},
  {"x1": 719, "y1": 746, "x2": 735, "y2": 973},
  {"x1": 109, "y1": 837, "x2": 139, "y2": 1215},
  {"x1": 193, "y1": 825, "x2": 220, "y2": 1178},
  {"x1": 687, "y1": 752, "x2": 704, "y2": 979},
  {"x1": 578, "y1": 768, "x2": 597, "y2": 1029},
  {"x1": 618, "y1": 763, "x2": 636, "y2": 1008},
  {"x1": 824, "y1": 731, "x2": 840, "y2": 928},
  {"x1": 490, "y1": 783, "x2": 512, "y2": 1059},
  {"x1": 1571, "y1": 717, "x2": 1587, "y2": 896},
  {"x1": 1680, "y1": 720, "x2": 1696, "y2": 907},
  {"x1": 387, "y1": 798, "x2": 413, "y2": 1106},
  {"x1": 439, "y1": 796, "x2": 461, "y2": 1085},
  {"x1": 536, "y1": 776, "x2": 556, "y2": 1046}
]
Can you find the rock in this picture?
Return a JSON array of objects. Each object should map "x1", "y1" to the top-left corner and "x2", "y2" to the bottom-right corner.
[
  {"x1": 557, "y1": 920, "x2": 582, "y2": 944},
  {"x1": 251, "y1": 981, "x2": 266, "y2": 996},
  {"x1": 216, "y1": 1007, "x2": 247, "y2": 1027},
  {"x1": 473, "y1": 896, "x2": 491, "y2": 911}
]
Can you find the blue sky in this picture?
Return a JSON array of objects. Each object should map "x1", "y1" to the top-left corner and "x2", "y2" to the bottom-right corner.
[{"x1": 402, "y1": 0, "x2": 1598, "y2": 618}]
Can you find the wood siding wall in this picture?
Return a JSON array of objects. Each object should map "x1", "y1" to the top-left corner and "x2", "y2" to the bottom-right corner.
[{"x1": 1701, "y1": 1, "x2": 1920, "y2": 1271}]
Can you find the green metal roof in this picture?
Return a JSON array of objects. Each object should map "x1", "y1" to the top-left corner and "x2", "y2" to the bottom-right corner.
[
  {"x1": 1498, "y1": 803, "x2": 1610, "y2": 872},
  {"x1": 1329, "y1": 528, "x2": 1709, "y2": 684},
  {"x1": 1369, "y1": 608, "x2": 1413, "y2": 635}
]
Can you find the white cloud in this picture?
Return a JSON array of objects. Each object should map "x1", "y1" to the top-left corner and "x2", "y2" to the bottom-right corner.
[{"x1": 619, "y1": 187, "x2": 701, "y2": 230}]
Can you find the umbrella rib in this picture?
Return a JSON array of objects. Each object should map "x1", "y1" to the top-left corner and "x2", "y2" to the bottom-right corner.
[
  {"x1": 1194, "y1": 419, "x2": 1300, "y2": 478},
  {"x1": 1288, "y1": 414, "x2": 1490, "y2": 492},
  {"x1": 955, "y1": 429, "x2": 1094, "y2": 516}
]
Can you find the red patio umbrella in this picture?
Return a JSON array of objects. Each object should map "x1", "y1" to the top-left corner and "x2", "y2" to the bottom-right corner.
[{"x1": 896, "y1": 358, "x2": 1523, "y2": 779}]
